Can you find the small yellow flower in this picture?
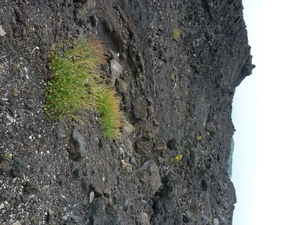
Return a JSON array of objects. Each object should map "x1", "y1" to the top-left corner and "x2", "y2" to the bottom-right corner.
[
  {"x1": 206, "y1": 131, "x2": 210, "y2": 136},
  {"x1": 172, "y1": 154, "x2": 183, "y2": 162},
  {"x1": 197, "y1": 135, "x2": 202, "y2": 141}
]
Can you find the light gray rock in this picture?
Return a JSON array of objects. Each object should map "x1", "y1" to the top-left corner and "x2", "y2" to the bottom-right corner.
[
  {"x1": 139, "y1": 212, "x2": 150, "y2": 225},
  {"x1": 122, "y1": 120, "x2": 135, "y2": 136},
  {"x1": 68, "y1": 128, "x2": 86, "y2": 161},
  {"x1": 56, "y1": 121, "x2": 67, "y2": 139},
  {"x1": 0, "y1": 25, "x2": 6, "y2": 37},
  {"x1": 213, "y1": 218, "x2": 220, "y2": 225},
  {"x1": 110, "y1": 59, "x2": 123, "y2": 86}
]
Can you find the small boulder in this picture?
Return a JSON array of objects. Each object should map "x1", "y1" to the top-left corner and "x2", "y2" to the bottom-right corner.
[
  {"x1": 135, "y1": 160, "x2": 162, "y2": 195},
  {"x1": 68, "y1": 129, "x2": 86, "y2": 161},
  {"x1": 11, "y1": 157, "x2": 25, "y2": 177},
  {"x1": 132, "y1": 97, "x2": 148, "y2": 121},
  {"x1": 206, "y1": 121, "x2": 217, "y2": 133},
  {"x1": 0, "y1": 25, "x2": 6, "y2": 37},
  {"x1": 110, "y1": 59, "x2": 123, "y2": 86}
]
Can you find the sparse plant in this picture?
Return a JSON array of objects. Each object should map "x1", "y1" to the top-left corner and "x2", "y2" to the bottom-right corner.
[
  {"x1": 44, "y1": 36, "x2": 122, "y2": 138},
  {"x1": 172, "y1": 154, "x2": 183, "y2": 162},
  {"x1": 197, "y1": 135, "x2": 202, "y2": 141},
  {"x1": 172, "y1": 28, "x2": 181, "y2": 41},
  {"x1": 2, "y1": 152, "x2": 12, "y2": 160}
]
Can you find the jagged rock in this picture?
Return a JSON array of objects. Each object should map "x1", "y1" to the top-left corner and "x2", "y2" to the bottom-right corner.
[
  {"x1": 122, "y1": 120, "x2": 135, "y2": 136},
  {"x1": 56, "y1": 121, "x2": 67, "y2": 139},
  {"x1": 90, "y1": 15, "x2": 99, "y2": 27},
  {"x1": 88, "y1": 198, "x2": 118, "y2": 225},
  {"x1": 135, "y1": 160, "x2": 162, "y2": 196},
  {"x1": 206, "y1": 121, "x2": 217, "y2": 133},
  {"x1": 110, "y1": 59, "x2": 123, "y2": 86},
  {"x1": 167, "y1": 138, "x2": 178, "y2": 150},
  {"x1": 121, "y1": 161, "x2": 133, "y2": 173},
  {"x1": 108, "y1": 49, "x2": 120, "y2": 61},
  {"x1": 68, "y1": 129, "x2": 86, "y2": 161},
  {"x1": 129, "y1": 156, "x2": 137, "y2": 167},
  {"x1": 65, "y1": 213, "x2": 80, "y2": 224},
  {"x1": 24, "y1": 180, "x2": 38, "y2": 194},
  {"x1": 11, "y1": 157, "x2": 25, "y2": 177},
  {"x1": 0, "y1": 25, "x2": 6, "y2": 36},
  {"x1": 24, "y1": 99, "x2": 34, "y2": 109},
  {"x1": 154, "y1": 139, "x2": 167, "y2": 151},
  {"x1": 116, "y1": 78, "x2": 128, "y2": 93},
  {"x1": 214, "y1": 218, "x2": 220, "y2": 225},
  {"x1": 132, "y1": 97, "x2": 148, "y2": 121},
  {"x1": 139, "y1": 212, "x2": 150, "y2": 225}
]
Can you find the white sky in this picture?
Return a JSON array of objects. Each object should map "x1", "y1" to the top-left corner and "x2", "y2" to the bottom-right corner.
[{"x1": 232, "y1": 0, "x2": 300, "y2": 224}]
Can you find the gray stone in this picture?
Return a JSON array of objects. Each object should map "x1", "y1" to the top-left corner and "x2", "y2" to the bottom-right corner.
[
  {"x1": 139, "y1": 212, "x2": 150, "y2": 225},
  {"x1": 122, "y1": 120, "x2": 135, "y2": 136},
  {"x1": 11, "y1": 157, "x2": 25, "y2": 177},
  {"x1": 68, "y1": 129, "x2": 86, "y2": 161},
  {"x1": 24, "y1": 99, "x2": 34, "y2": 109},
  {"x1": 121, "y1": 161, "x2": 133, "y2": 173},
  {"x1": 56, "y1": 121, "x2": 67, "y2": 139},
  {"x1": 213, "y1": 218, "x2": 220, "y2": 225},
  {"x1": 135, "y1": 160, "x2": 162, "y2": 195},
  {"x1": 132, "y1": 97, "x2": 148, "y2": 121},
  {"x1": 88, "y1": 198, "x2": 118, "y2": 225},
  {"x1": 116, "y1": 78, "x2": 128, "y2": 93},
  {"x1": 108, "y1": 49, "x2": 120, "y2": 61},
  {"x1": 0, "y1": 160, "x2": 11, "y2": 172},
  {"x1": 206, "y1": 121, "x2": 217, "y2": 133},
  {"x1": 90, "y1": 15, "x2": 99, "y2": 27},
  {"x1": 129, "y1": 156, "x2": 137, "y2": 167},
  {"x1": 24, "y1": 180, "x2": 38, "y2": 194},
  {"x1": 110, "y1": 59, "x2": 123, "y2": 86},
  {"x1": 0, "y1": 25, "x2": 6, "y2": 37},
  {"x1": 154, "y1": 139, "x2": 167, "y2": 151},
  {"x1": 65, "y1": 213, "x2": 80, "y2": 224}
]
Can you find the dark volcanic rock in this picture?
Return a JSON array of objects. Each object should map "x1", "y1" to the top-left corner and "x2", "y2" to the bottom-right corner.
[
  {"x1": 0, "y1": 0, "x2": 253, "y2": 224},
  {"x1": 11, "y1": 157, "x2": 25, "y2": 177},
  {"x1": 88, "y1": 198, "x2": 118, "y2": 225}
]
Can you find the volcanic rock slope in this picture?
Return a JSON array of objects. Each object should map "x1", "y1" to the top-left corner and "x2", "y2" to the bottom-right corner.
[{"x1": 0, "y1": 0, "x2": 254, "y2": 224}]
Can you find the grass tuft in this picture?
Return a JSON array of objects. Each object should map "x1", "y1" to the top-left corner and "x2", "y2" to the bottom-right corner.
[
  {"x1": 172, "y1": 28, "x2": 181, "y2": 41},
  {"x1": 44, "y1": 36, "x2": 122, "y2": 138},
  {"x1": 95, "y1": 87, "x2": 123, "y2": 138}
]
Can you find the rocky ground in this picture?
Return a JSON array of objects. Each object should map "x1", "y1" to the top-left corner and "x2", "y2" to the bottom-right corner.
[{"x1": 0, "y1": 0, "x2": 254, "y2": 224}]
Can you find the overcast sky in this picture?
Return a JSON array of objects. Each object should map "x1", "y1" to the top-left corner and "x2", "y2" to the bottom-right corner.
[{"x1": 232, "y1": 0, "x2": 300, "y2": 224}]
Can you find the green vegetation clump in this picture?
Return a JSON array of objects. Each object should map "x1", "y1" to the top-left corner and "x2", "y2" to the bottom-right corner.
[
  {"x1": 172, "y1": 28, "x2": 181, "y2": 41},
  {"x1": 44, "y1": 36, "x2": 122, "y2": 138},
  {"x1": 95, "y1": 87, "x2": 122, "y2": 138},
  {"x1": 2, "y1": 152, "x2": 12, "y2": 161}
]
